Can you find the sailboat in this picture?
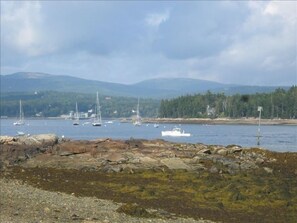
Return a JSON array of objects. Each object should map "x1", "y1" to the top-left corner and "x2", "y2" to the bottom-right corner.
[
  {"x1": 133, "y1": 98, "x2": 141, "y2": 126},
  {"x1": 13, "y1": 100, "x2": 25, "y2": 126},
  {"x1": 92, "y1": 92, "x2": 102, "y2": 126},
  {"x1": 73, "y1": 102, "x2": 80, "y2": 125}
]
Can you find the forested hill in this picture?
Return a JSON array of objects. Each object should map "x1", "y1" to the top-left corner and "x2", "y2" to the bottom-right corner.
[
  {"x1": 159, "y1": 86, "x2": 297, "y2": 119},
  {"x1": 1, "y1": 72, "x2": 289, "y2": 98}
]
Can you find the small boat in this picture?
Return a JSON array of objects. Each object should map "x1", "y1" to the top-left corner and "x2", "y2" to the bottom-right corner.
[
  {"x1": 154, "y1": 123, "x2": 159, "y2": 128},
  {"x1": 17, "y1": 131, "x2": 25, "y2": 136},
  {"x1": 92, "y1": 92, "x2": 102, "y2": 126},
  {"x1": 133, "y1": 98, "x2": 142, "y2": 126},
  {"x1": 73, "y1": 102, "x2": 80, "y2": 125},
  {"x1": 161, "y1": 127, "x2": 191, "y2": 137},
  {"x1": 13, "y1": 100, "x2": 25, "y2": 126}
]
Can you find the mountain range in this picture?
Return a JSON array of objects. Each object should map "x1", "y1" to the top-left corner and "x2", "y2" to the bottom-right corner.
[{"x1": 0, "y1": 72, "x2": 289, "y2": 98}]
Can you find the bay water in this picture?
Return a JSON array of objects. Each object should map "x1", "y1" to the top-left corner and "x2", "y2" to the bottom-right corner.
[{"x1": 1, "y1": 119, "x2": 296, "y2": 152}]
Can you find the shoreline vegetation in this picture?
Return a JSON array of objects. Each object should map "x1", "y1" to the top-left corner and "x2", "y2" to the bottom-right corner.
[
  {"x1": 2, "y1": 116, "x2": 297, "y2": 125},
  {"x1": 144, "y1": 117, "x2": 297, "y2": 125},
  {"x1": 1, "y1": 134, "x2": 297, "y2": 222}
]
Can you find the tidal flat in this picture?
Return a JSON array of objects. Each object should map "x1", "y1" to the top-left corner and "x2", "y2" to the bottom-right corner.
[{"x1": 1, "y1": 134, "x2": 297, "y2": 222}]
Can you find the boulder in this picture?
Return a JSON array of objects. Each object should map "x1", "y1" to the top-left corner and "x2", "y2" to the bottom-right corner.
[
  {"x1": 217, "y1": 149, "x2": 228, "y2": 156},
  {"x1": 198, "y1": 148, "x2": 211, "y2": 154},
  {"x1": 161, "y1": 158, "x2": 191, "y2": 170},
  {"x1": 0, "y1": 136, "x2": 17, "y2": 145},
  {"x1": 106, "y1": 153, "x2": 127, "y2": 163},
  {"x1": 18, "y1": 134, "x2": 58, "y2": 146},
  {"x1": 226, "y1": 145, "x2": 242, "y2": 153},
  {"x1": 240, "y1": 160, "x2": 258, "y2": 170},
  {"x1": 139, "y1": 157, "x2": 159, "y2": 168},
  {"x1": 263, "y1": 167, "x2": 273, "y2": 174}
]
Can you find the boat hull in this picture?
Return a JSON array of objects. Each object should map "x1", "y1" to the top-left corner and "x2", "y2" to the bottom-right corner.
[
  {"x1": 13, "y1": 121, "x2": 24, "y2": 126},
  {"x1": 161, "y1": 131, "x2": 191, "y2": 137},
  {"x1": 161, "y1": 128, "x2": 191, "y2": 137}
]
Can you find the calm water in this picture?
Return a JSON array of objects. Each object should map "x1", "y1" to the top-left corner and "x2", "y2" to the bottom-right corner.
[{"x1": 1, "y1": 119, "x2": 296, "y2": 152}]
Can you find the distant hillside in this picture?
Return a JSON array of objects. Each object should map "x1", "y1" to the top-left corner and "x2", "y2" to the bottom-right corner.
[{"x1": 0, "y1": 72, "x2": 290, "y2": 98}]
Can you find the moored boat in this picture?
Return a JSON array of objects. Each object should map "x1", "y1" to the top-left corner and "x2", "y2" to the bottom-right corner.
[
  {"x1": 161, "y1": 127, "x2": 191, "y2": 137},
  {"x1": 92, "y1": 92, "x2": 102, "y2": 126},
  {"x1": 133, "y1": 98, "x2": 142, "y2": 126},
  {"x1": 13, "y1": 100, "x2": 25, "y2": 126},
  {"x1": 73, "y1": 102, "x2": 80, "y2": 125}
]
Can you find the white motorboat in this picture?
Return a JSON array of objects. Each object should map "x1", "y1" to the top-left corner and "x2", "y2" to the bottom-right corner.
[{"x1": 161, "y1": 127, "x2": 191, "y2": 137}]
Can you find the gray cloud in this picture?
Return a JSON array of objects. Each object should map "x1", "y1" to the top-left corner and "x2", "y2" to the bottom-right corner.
[{"x1": 1, "y1": 1, "x2": 296, "y2": 86}]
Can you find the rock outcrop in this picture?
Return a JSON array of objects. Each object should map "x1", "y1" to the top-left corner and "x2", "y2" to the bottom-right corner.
[
  {"x1": 0, "y1": 134, "x2": 58, "y2": 168},
  {"x1": 0, "y1": 134, "x2": 276, "y2": 175},
  {"x1": 1, "y1": 134, "x2": 297, "y2": 223}
]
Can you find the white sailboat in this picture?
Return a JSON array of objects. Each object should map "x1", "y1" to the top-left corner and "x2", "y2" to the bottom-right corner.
[
  {"x1": 73, "y1": 102, "x2": 80, "y2": 125},
  {"x1": 133, "y1": 98, "x2": 141, "y2": 126},
  {"x1": 92, "y1": 92, "x2": 102, "y2": 126},
  {"x1": 13, "y1": 100, "x2": 25, "y2": 126}
]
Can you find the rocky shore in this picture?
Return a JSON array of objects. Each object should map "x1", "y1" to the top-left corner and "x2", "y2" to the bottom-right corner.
[{"x1": 1, "y1": 134, "x2": 297, "y2": 223}]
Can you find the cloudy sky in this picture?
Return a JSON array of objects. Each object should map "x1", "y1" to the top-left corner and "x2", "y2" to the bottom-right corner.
[{"x1": 1, "y1": 1, "x2": 296, "y2": 86}]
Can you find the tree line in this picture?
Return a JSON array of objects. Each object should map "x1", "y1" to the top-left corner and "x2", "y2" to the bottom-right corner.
[
  {"x1": 159, "y1": 86, "x2": 297, "y2": 119},
  {"x1": 1, "y1": 87, "x2": 296, "y2": 119},
  {"x1": 0, "y1": 91, "x2": 160, "y2": 118}
]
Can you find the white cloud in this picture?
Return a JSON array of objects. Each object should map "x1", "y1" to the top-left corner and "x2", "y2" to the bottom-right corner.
[
  {"x1": 145, "y1": 10, "x2": 170, "y2": 27},
  {"x1": 207, "y1": 1, "x2": 296, "y2": 85},
  {"x1": 1, "y1": 1, "x2": 55, "y2": 56},
  {"x1": 264, "y1": 1, "x2": 297, "y2": 24}
]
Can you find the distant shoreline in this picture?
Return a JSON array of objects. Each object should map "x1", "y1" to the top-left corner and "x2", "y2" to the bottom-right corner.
[
  {"x1": 143, "y1": 118, "x2": 297, "y2": 126},
  {"x1": 2, "y1": 117, "x2": 297, "y2": 125}
]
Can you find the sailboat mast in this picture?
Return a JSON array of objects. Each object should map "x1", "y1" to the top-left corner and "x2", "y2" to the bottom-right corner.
[
  {"x1": 98, "y1": 93, "x2": 101, "y2": 122},
  {"x1": 20, "y1": 100, "x2": 23, "y2": 121},
  {"x1": 20, "y1": 100, "x2": 22, "y2": 119},
  {"x1": 76, "y1": 102, "x2": 78, "y2": 119},
  {"x1": 137, "y1": 98, "x2": 139, "y2": 119},
  {"x1": 96, "y1": 92, "x2": 102, "y2": 122}
]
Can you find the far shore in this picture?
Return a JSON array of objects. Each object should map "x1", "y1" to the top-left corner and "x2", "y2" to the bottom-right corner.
[
  {"x1": 1, "y1": 116, "x2": 297, "y2": 125},
  {"x1": 143, "y1": 117, "x2": 297, "y2": 125}
]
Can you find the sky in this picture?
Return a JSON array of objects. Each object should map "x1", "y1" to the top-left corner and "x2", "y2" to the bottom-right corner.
[{"x1": 1, "y1": 1, "x2": 296, "y2": 86}]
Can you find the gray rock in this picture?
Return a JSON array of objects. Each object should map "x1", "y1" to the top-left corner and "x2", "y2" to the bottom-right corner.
[
  {"x1": 217, "y1": 149, "x2": 228, "y2": 156},
  {"x1": 263, "y1": 167, "x2": 273, "y2": 174},
  {"x1": 18, "y1": 134, "x2": 58, "y2": 146},
  {"x1": 59, "y1": 151, "x2": 75, "y2": 156},
  {"x1": 209, "y1": 166, "x2": 219, "y2": 174},
  {"x1": 256, "y1": 158, "x2": 264, "y2": 165},
  {"x1": 139, "y1": 157, "x2": 158, "y2": 165},
  {"x1": 161, "y1": 158, "x2": 192, "y2": 170},
  {"x1": 106, "y1": 153, "x2": 127, "y2": 163},
  {"x1": 0, "y1": 136, "x2": 16, "y2": 144},
  {"x1": 198, "y1": 149, "x2": 211, "y2": 154},
  {"x1": 226, "y1": 145, "x2": 242, "y2": 153},
  {"x1": 189, "y1": 156, "x2": 201, "y2": 164},
  {"x1": 240, "y1": 160, "x2": 258, "y2": 170}
]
